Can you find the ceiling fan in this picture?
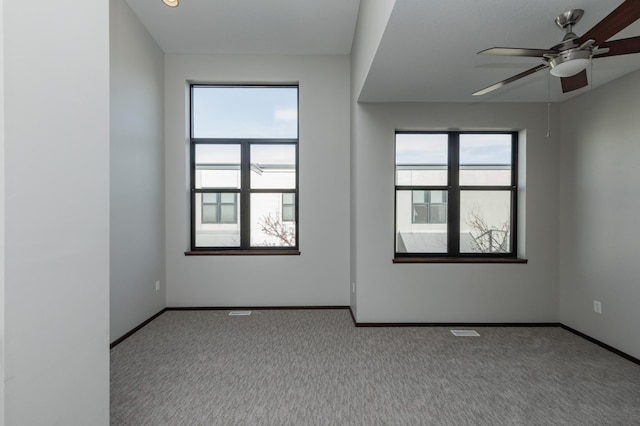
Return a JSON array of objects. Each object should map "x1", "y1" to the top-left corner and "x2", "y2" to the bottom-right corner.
[{"x1": 473, "y1": 0, "x2": 640, "y2": 96}]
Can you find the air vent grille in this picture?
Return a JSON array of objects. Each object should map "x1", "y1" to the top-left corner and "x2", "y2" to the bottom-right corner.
[{"x1": 450, "y1": 329, "x2": 480, "y2": 337}]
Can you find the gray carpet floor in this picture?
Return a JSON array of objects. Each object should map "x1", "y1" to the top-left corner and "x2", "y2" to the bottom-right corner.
[{"x1": 110, "y1": 309, "x2": 640, "y2": 425}]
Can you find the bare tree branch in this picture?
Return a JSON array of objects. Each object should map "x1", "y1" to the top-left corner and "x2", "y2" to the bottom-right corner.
[
  {"x1": 259, "y1": 213, "x2": 295, "y2": 246},
  {"x1": 466, "y1": 206, "x2": 510, "y2": 253}
]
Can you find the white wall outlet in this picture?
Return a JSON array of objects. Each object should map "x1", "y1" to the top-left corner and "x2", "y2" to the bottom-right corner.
[
  {"x1": 593, "y1": 300, "x2": 602, "y2": 314},
  {"x1": 155, "y1": 280, "x2": 160, "y2": 292}
]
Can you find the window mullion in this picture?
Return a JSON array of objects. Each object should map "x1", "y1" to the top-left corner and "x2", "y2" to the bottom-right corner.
[
  {"x1": 240, "y1": 141, "x2": 251, "y2": 249},
  {"x1": 449, "y1": 133, "x2": 460, "y2": 255}
]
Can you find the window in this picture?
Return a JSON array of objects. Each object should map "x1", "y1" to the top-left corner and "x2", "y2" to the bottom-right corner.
[
  {"x1": 202, "y1": 193, "x2": 237, "y2": 224},
  {"x1": 282, "y1": 193, "x2": 295, "y2": 222},
  {"x1": 190, "y1": 85, "x2": 299, "y2": 251},
  {"x1": 395, "y1": 131, "x2": 518, "y2": 258},
  {"x1": 412, "y1": 190, "x2": 447, "y2": 224}
]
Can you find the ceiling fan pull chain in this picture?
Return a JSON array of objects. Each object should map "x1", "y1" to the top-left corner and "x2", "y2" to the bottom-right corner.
[{"x1": 546, "y1": 72, "x2": 551, "y2": 138}]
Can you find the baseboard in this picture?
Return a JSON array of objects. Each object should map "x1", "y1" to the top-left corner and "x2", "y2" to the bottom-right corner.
[
  {"x1": 560, "y1": 324, "x2": 640, "y2": 366},
  {"x1": 110, "y1": 308, "x2": 167, "y2": 349},
  {"x1": 165, "y1": 305, "x2": 350, "y2": 311},
  {"x1": 353, "y1": 321, "x2": 560, "y2": 327}
]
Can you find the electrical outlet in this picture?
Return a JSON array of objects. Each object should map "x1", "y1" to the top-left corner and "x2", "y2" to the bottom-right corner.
[
  {"x1": 593, "y1": 300, "x2": 602, "y2": 314},
  {"x1": 155, "y1": 280, "x2": 160, "y2": 292}
]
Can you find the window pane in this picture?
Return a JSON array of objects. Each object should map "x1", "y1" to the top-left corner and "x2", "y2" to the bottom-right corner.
[
  {"x1": 430, "y1": 204, "x2": 447, "y2": 223},
  {"x1": 192, "y1": 86, "x2": 298, "y2": 139},
  {"x1": 202, "y1": 205, "x2": 218, "y2": 223},
  {"x1": 459, "y1": 134, "x2": 511, "y2": 186},
  {"x1": 282, "y1": 193, "x2": 295, "y2": 204},
  {"x1": 282, "y1": 205, "x2": 295, "y2": 222},
  {"x1": 460, "y1": 190, "x2": 511, "y2": 253},
  {"x1": 195, "y1": 145, "x2": 241, "y2": 189},
  {"x1": 194, "y1": 193, "x2": 240, "y2": 247},
  {"x1": 220, "y1": 204, "x2": 236, "y2": 223},
  {"x1": 220, "y1": 193, "x2": 236, "y2": 203},
  {"x1": 251, "y1": 145, "x2": 296, "y2": 189},
  {"x1": 202, "y1": 193, "x2": 218, "y2": 204},
  {"x1": 396, "y1": 190, "x2": 447, "y2": 253},
  {"x1": 282, "y1": 193, "x2": 295, "y2": 222},
  {"x1": 396, "y1": 133, "x2": 448, "y2": 186},
  {"x1": 251, "y1": 193, "x2": 296, "y2": 247}
]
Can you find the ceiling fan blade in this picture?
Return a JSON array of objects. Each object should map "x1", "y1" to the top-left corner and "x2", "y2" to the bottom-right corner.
[
  {"x1": 472, "y1": 64, "x2": 549, "y2": 96},
  {"x1": 577, "y1": 0, "x2": 640, "y2": 45},
  {"x1": 560, "y1": 69, "x2": 588, "y2": 93},
  {"x1": 478, "y1": 47, "x2": 556, "y2": 57},
  {"x1": 595, "y1": 35, "x2": 640, "y2": 57}
]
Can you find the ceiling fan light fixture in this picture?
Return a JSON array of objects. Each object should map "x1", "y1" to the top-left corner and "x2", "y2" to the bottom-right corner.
[
  {"x1": 549, "y1": 49, "x2": 591, "y2": 77},
  {"x1": 162, "y1": 0, "x2": 179, "y2": 7}
]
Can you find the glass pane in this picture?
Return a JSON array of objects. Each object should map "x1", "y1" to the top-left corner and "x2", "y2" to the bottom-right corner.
[
  {"x1": 220, "y1": 193, "x2": 236, "y2": 203},
  {"x1": 195, "y1": 144, "x2": 241, "y2": 189},
  {"x1": 202, "y1": 205, "x2": 218, "y2": 223},
  {"x1": 282, "y1": 193, "x2": 295, "y2": 204},
  {"x1": 430, "y1": 204, "x2": 447, "y2": 223},
  {"x1": 251, "y1": 193, "x2": 296, "y2": 247},
  {"x1": 459, "y1": 134, "x2": 511, "y2": 186},
  {"x1": 192, "y1": 86, "x2": 298, "y2": 139},
  {"x1": 220, "y1": 204, "x2": 236, "y2": 223},
  {"x1": 202, "y1": 193, "x2": 218, "y2": 204},
  {"x1": 396, "y1": 190, "x2": 447, "y2": 253},
  {"x1": 460, "y1": 190, "x2": 511, "y2": 253},
  {"x1": 251, "y1": 145, "x2": 296, "y2": 189},
  {"x1": 194, "y1": 193, "x2": 240, "y2": 247},
  {"x1": 396, "y1": 133, "x2": 448, "y2": 186},
  {"x1": 282, "y1": 205, "x2": 295, "y2": 222}
]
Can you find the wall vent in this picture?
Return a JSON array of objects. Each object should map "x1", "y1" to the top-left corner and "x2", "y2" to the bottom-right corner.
[
  {"x1": 450, "y1": 329, "x2": 480, "y2": 337},
  {"x1": 228, "y1": 311, "x2": 252, "y2": 316}
]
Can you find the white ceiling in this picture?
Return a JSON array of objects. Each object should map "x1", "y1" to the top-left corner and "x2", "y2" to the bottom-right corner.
[
  {"x1": 124, "y1": 0, "x2": 640, "y2": 103},
  {"x1": 124, "y1": 0, "x2": 360, "y2": 55}
]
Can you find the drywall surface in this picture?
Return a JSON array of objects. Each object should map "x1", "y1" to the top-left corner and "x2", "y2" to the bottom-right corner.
[
  {"x1": 3, "y1": 0, "x2": 110, "y2": 424},
  {"x1": 110, "y1": 0, "x2": 166, "y2": 343},
  {"x1": 351, "y1": 0, "x2": 395, "y2": 101},
  {"x1": 559, "y1": 70, "x2": 640, "y2": 359},
  {"x1": 165, "y1": 54, "x2": 350, "y2": 307},
  {"x1": 0, "y1": 0, "x2": 5, "y2": 422},
  {"x1": 352, "y1": 102, "x2": 560, "y2": 323}
]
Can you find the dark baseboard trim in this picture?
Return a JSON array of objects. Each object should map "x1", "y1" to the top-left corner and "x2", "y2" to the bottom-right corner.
[
  {"x1": 354, "y1": 321, "x2": 560, "y2": 327},
  {"x1": 165, "y1": 305, "x2": 350, "y2": 311},
  {"x1": 560, "y1": 324, "x2": 640, "y2": 366},
  {"x1": 110, "y1": 308, "x2": 167, "y2": 349}
]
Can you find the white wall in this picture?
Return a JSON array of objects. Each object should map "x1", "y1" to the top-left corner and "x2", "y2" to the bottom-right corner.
[
  {"x1": 3, "y1": 0, "x2": 110, "y2": 424},
  {"x1": 0, "y1": 0, "x2": 5, "y2": 422},
  {"x1": 352, "y1": 102, "x2": 560, "y2": 323},
  {"x1": 351, "y1": 0, "x2": 395, "y2": 101},
  {"x1": 559, "y1": 70, "x2": 640, "y2": 359},
  {"x1": 110, "y1": 0, "x2": 165, "y2": 343},
  {"x1": 165, "y1": 55, "x2": 351, "y2": 307},
  {"x1": 350, "y1": 1, "x2": 397, "y2": 316}
]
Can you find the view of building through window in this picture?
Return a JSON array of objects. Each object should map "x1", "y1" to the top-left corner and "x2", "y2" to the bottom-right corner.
[
  {"x1": 395, "y1": 132, "x2": 516, "y2": 257},
  {"x1": 190, "y1": 85, "x2": 299, "y2": 250}
]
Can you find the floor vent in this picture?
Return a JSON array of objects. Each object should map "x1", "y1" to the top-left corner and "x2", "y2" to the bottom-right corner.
[
  {"x1": 229, "y1": 311, "x2": 252, "y2": 316},
  {"x1": 450, "y1": 329, "x2": 480, "y2": 337}
]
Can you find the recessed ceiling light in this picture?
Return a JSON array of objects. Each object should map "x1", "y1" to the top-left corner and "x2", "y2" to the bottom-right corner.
[{"x1": 162, "y1": 0, "x2": 179, "y2": 7}]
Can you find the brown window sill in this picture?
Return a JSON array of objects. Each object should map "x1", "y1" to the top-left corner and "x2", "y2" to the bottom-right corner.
[
  {"x1": 185, "y1": 250, "x2": 301, "y2": 256},
  {"x1": 393, "y1": 257, "x2": 528, "y2": 264}
]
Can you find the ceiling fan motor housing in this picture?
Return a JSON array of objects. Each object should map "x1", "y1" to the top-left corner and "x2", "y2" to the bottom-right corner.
[{"x1": 549, "y1": 49, "x2": 591, "y2": 77}]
